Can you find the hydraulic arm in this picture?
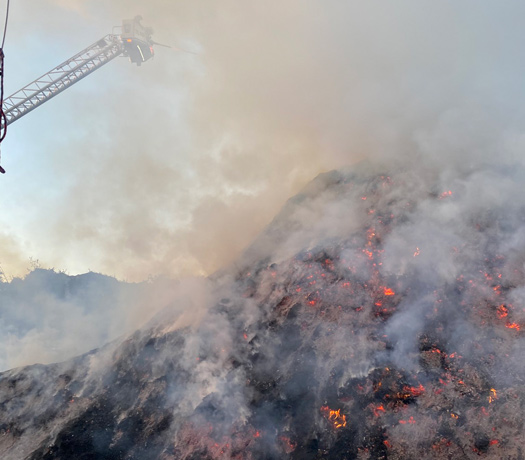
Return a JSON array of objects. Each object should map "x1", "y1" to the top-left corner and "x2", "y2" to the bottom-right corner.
[
  {"x1": 0, "y1": 17, "x2": 156, "y2": 173},
  {"x1": 3, "y1": 35, "x2": 123, "y2": 126},
  {"x1": 2, "y1": 16, "x2": 155, "y2": 127}
]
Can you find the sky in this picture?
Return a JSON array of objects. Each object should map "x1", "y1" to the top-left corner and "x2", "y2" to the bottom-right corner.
[{"x1": 2, "y1": 0, "x2": 525, "y2": 282}]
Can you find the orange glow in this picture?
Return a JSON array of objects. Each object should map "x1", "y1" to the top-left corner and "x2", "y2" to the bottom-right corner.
[
  {"x1": 279, "y1": 436, "x2": 297, "y2": 454},
  {"x1": 387, "y1": 383, "x2": 426, "y2": 401},
  {"x1": 383, "y1": 287, "x2": 395, "y2": 296},
  {"x1": 451, "y1": 413, "x2": 458, "y2": 419},
  {"x1": 320, "y1": 406, "x2": 347, "y2": 429},
  {"x1": 373, "y1": 404, "x2": 386, "y2": 417},
  {"x1": 126, "y1": 38, "x2": 132, "y2": 43},
  {"x1": 413, "y1": 247, "x2": 420, "y2": 257},
  {"x1": 405, "y1": 384, "x2": 425, "y2": 397},
  {"x1": 488, "y1": 388, "x2": 497, "y2": 403},
  {"x1": 506, "y1": 322, "x2": 520, "y2": 331},
  {"x1": 497, "y1": 304, "x2": 508, "y2": 318},
  {"x1": 399, "y1": 416, "x2": 416, "y2": 425},
  {"x1": 439, "y1": 190, "x2": 453, "y2": 199},
  {"x1": 383, "y1": 440, "x2": 392, "y2": 449}
]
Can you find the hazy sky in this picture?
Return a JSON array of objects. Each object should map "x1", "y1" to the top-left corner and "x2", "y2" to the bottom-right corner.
[{"x1": 2, "y1": 0, "x2": 525, "y2": 281}]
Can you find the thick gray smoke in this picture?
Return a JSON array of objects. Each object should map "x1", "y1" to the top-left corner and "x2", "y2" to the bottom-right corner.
[
  {"x1": 3, "y1": 5, "x2": 525, "y2": 456},
  {"x1": 0, "y1": 269, "x2": 188, "y2": 371},
  {"x1": 2, "y1": 0, "x2": 525, "y2": 281},
  {"x1": 5, "y1": 161, "x2": 525, "y2": 458}
]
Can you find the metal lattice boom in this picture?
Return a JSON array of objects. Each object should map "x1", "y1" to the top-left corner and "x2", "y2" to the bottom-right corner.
[{"x1": 3, "y1": 34, "x2": 124, "y2": 126}]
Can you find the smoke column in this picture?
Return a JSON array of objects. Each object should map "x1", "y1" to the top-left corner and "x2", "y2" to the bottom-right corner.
[{"x1": 2, "y1": 0, "x2": 525, "y2": 280}]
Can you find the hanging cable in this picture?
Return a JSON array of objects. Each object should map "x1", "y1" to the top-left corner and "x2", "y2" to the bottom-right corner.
[
  {"x1": 0, "y1": 0, "x2": 10, "y2": 173},
  {"x1": 0, "y1": 49, "x2": 7, "y2": 143},
  {"x1": 1, "y1": 0, "x2": 9, "y2": 49}
]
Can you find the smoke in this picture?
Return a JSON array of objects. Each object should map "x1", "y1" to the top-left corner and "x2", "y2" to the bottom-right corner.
[
  {"x1": 2, "y1": 0, "x2": 525, "y2": 281},
  {"x1": 2, "y1": 0, "x2": 525, "y2": 409},
  {"x1": 0, "y1": 269, "x2": 181, "y2": 371}
]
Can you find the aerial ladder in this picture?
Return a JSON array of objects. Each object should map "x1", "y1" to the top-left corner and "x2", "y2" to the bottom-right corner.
[{"x1": 0, "y1": 16, "x2": 158, "y2": 172}]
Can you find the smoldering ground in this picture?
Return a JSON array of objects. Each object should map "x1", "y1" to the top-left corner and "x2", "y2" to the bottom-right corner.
[{"x1": 5, "y1": 161, "x2": 525, "y2": 458}]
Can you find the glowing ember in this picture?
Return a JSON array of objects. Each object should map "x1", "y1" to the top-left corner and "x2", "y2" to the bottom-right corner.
[
  {"x1": 439, "y1": 190, "x2": 453, "y2": 199},
  {"x1": 506, "y1": 322, "x2": 520, "y2": 331},
  {"x1": 413, "y1": 247, "x2": 420, "y2": 257},
  {"x1": 399, "y1": 416, "x2": 416, "y2": 425},
  {"x1": 497, "y1": 304, "x2": 508, "y2": 318},
  {"x1": 488, "y1": 388, "x2": 498, "y2": 403},
  {"x1": 373, "y1": 404, "x2": 386, "y2": 417},
  {"x1": 320, "y1": 406, "x2": 347, "y2": 429},
  {"x1": 405, "y1": 384, "x2": 425, "y2": 397},
  {"x1": 383, "y1": 287, "x2": 395, "y2": 296},
  {"x1": 279, "y1": 436, "x2": 297, "y2": 454}
]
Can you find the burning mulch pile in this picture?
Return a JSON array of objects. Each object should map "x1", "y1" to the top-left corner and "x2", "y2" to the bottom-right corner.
[{"x1": 2, "y1": 166, "x2": 525, "y2": 459}]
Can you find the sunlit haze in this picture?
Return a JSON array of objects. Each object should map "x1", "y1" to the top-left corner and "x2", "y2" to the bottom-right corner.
[{"x1": 2, "y1": 0, "x2": 525, "y2": 281}]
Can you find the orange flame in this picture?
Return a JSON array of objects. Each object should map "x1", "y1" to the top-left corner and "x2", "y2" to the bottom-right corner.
[
  {"x1": 405, "y1": 384, "x2": 425, "y2": 397},
  {"x1": 506, "y1": 322, "x2": 520, "y2": 331},
  {"x1": 488, "y1": 388, "x2": 497, "y2": 403},
  {"x1": 497, "y1": 305, "x2": 508, "y2": 318},
  {"x1": 399, "y1": 416, "x2": 416, "y2": 425},
  {"x1": 383, "y1": 287, "x2": 395, "y2": 296},
  {"x1": 320, "y1": 406, "x2": 347, "y2": 429}
]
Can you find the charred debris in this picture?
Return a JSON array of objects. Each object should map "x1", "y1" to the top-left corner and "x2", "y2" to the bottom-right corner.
[{"x1": 2, "y1": 164, "x2": 525, "y2": 459}]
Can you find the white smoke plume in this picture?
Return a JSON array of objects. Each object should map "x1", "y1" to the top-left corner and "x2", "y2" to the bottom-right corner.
[
  {"x1": 0, "y1": 269, "x2": 183, "y2": 371},
  {"x1": 1, "y1": 0, "x2": 525, "y2": 282}
]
